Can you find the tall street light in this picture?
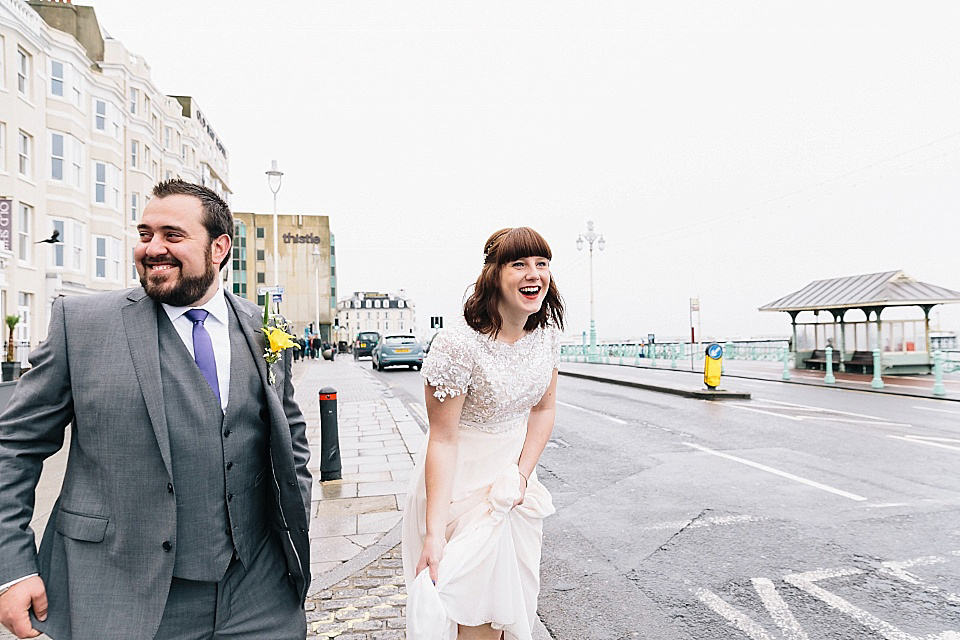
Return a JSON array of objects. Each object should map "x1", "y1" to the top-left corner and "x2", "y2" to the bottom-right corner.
[
  {"x1": 577, "y1": 220, "x2": 605, "y2": 363},
  {"x1": 265, "y1": 160, "x2": 283, "y2": 299},
  {"x1": 312, "y1": 246, "x2": 322, "y2": 339}
]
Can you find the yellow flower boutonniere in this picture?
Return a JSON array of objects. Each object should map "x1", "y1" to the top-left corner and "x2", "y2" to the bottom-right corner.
[{"x1": 260, "y1": 303, "x2": 299, "y2": 384}]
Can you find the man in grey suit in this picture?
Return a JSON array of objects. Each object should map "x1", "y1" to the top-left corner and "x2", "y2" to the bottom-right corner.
[{"x1": 0, "y1": 180, "x2": 312, "y2": 639}]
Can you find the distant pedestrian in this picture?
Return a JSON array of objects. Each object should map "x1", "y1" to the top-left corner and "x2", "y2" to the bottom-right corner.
[
  {"x1": 402, "y1": 226, "x2": 564, "y2": 638},
  {"x1": 311, "y1": 336, "x2": 322, "y2": 360}
]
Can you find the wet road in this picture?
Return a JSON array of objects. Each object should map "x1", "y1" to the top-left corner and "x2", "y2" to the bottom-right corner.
[{"x1": 371, "y1": 363, "x2": 960, "y2": 639}]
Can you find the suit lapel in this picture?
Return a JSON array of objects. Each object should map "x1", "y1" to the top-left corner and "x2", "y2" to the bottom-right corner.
[{"x1": 121, "y1": 289, "x2": 173, "y2": 478}]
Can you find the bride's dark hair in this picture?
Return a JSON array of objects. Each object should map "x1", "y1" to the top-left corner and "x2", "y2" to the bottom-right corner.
[{"x1": 463, "y1": 227, "x2": 565, "y2": 338}]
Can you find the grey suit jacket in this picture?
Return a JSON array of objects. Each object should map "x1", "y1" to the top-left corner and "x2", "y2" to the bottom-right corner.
[{"x1": 0, "y1": 287, "x2": 312, "y2": 640}]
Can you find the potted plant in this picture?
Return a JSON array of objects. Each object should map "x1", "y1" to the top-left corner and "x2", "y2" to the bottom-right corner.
[{"x1": 2, "y1": 315, "x2": 21, "y2": 382}]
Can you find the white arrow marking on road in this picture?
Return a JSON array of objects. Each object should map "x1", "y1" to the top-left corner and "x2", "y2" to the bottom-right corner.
[
  {"x1": 557, "y1": 401, "x2": 627, "y2": 424},
  {"x1": 784, "y1": 568, "x2": 919, "y2": 640},
  {"x1": 880, "y1": 556, "x2": 960, "y2": 604},
  {"x1": 751, "y1": 578, "x2": 810, "y2": 640},
  {"x1": 682, "y1": 443, "x2": 868, "y2": 501},
  {"x1": 887, "y1": 435, "x2": 960, "y2": 452},
  {"x1": 912, "y1": 405, "x2": 960, "y2": 415},
  {"x1": 696, "y1": 588, "x2": 775, "y2": 640},
  {"x1": 725, "y1": 401, "x2": 911, "y2": 427}
]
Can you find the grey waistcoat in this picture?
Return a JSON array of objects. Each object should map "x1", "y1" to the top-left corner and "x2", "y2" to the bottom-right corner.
[{"x1": 158, "y1": 305, "x2": 272, "y2": 582}]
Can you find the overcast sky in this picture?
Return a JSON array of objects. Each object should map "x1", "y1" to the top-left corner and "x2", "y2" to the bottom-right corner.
[{"x1": 88, "y1": 0, "x2": 960, "y2": 341}]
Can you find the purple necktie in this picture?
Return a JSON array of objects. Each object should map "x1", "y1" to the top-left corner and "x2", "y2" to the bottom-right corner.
[{"x1": 185, "y1": 309, "x2": 220, "y2": 406}]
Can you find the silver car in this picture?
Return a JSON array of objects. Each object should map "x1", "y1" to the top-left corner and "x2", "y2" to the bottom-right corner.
[{"x1": 372, "y1": 334, "x2": 424, "y2": 371}]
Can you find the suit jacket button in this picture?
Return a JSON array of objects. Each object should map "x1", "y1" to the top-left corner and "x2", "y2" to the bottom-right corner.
[
  {"x1": 162, "y1": 541, "x2": 172, "y2": 551},
  {"x1": 167, "y1": 483, "x2": 174, "y2": 493},
  {"x1": 226, "y1": 462, "x2": 234, "y2": 470},
  {"x1": 223, "y1": 430, "x2": 231, "y2": 438},
  {"x1": 227, "y1": 494, "x2": 234, "y2": 502}
]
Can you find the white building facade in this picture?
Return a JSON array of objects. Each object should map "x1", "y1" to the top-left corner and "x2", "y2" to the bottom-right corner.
[
  {"x1": 0, "y1": 0, "x2": 229, "y2": 359},
  {"x1": 336, "y1": 291, "x2": 417, "y2": 343}
]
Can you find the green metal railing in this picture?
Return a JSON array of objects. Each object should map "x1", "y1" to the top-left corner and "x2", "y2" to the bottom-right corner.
[{"x1": 560, "y1": 341, "x2": 789, "y2": 367}]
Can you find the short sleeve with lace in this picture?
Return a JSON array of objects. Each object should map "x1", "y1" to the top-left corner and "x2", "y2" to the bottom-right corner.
[
  {"x1": 421, "y1": 324, "x2": 476, "y2": 402},
  {"x1": 421, "y1": 319, "x2": 559, "y2": 434}
]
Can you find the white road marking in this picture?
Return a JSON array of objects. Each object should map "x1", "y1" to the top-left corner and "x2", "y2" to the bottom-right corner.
[
  {"x1": 751, "y1": 578, "x2": 809, "y2": 640},
  {"x1": 696, "y1": 588, "x2": 775, "y2": 640},
  {"x1": 755, "y1": 398, "x2": 907, "y2": 423},
  {"x1": 682, "y1": 442, "x2": 868, "y2": 501},
  {"x1": 800, "y1": 416, "x2": 913, "y2": 428},
  {"x1": 880, "y1": 556, "x2": 960, "y2": 604},
  {"x1": 637, "y1": 514, "x2": 762, "y2": 532},
  {"x1": 887, "y1": 435, "x2": 960, "y2": 452},
  {"x1": 722, "y1": 404, "x2": 802, "y2": 421},
  {"x1": 557, "y1": 401, "x2": 628, "y2": 424},
  {"x1": 784, "y1": 568, "x2": 918, "y2": 640},
  {"x1": 913, "y1": 405, "x2": 960, "y2": 415},
  {"x1": 866, "y1": 503, "x2": 910, "y2": 508}
]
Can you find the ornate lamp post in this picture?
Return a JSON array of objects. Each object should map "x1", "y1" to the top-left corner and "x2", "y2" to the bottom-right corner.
[
  {"x1": 265, "y1": 160, "x2": 283, "y2": 298},
  {"x1": 577, "y1": 220, "x2": 605, "y2": 363}
]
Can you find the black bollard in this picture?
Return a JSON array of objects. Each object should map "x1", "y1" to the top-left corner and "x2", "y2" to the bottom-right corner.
[{"x1": 318, "y1": 387, "x2": 342, "y2": 481}]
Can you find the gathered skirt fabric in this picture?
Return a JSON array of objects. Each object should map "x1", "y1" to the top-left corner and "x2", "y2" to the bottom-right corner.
[{"x1": 401, "y1": 423, "x2": 555, "y2": 640}]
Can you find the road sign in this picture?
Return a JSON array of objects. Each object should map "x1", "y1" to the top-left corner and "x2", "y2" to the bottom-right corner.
[
  {"x1": 272, "y1": 293, "x2": 283, "y2": 302},
  {"x1": 258, "y1": 285, "x2": 284, "y2": 295}
]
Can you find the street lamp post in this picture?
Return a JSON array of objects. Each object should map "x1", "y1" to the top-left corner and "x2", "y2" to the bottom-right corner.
[
  {"x1": 577, "y1": 220, "x2": 605, "y2": 363},
  {"x1": 312, "y1": 246, "x2": 322, "y2": 339},
  {"x1": 265, "y1": 160, "x2": 283, "y2": 300}
]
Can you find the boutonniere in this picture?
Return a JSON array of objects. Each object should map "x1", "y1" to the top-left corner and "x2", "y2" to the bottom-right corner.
[{"x1": 260, "y1": 303, "x2": 299, "y2": 385}]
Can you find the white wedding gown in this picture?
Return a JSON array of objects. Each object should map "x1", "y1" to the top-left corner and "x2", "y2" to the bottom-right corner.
[{"x1": 402, "y1": 319, "x2": 560, "y2": 640}]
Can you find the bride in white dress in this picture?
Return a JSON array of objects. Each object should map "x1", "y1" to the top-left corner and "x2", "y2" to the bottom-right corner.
[{"x1": 402, "y1": 227, "x2": 564, "y2": 640}]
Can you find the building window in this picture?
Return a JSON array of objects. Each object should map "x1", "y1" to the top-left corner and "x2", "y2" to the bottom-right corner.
[
  {"x1": 50, "y1": 60, "x2": 64, "y2": 97},
  {"x1": 17, "y1": 293, "x2": 31, "y2": 345},
  {"x1": 0, "y1": 122, "x2": 5, "y2": 172},
  {"x1": 18, "y1": 204, "x2": 31, "y2": 262},
  {"x1": 180, "y1": 144, "x2": 187, "y2": 161},
  {"x1": 71, "y1": 222, "x2": 84, "y2": 270},
  {"x1": 129, "y1": 87, "x2": 138, "y2": 114},
  {"x1": 17, "y1": 48, "x2": 30, "y2": 97},
  {"x1": 164, "y1": 127, "x2": 171, "y2": 149},
  {"x1": 50, "y1": 132, "x2": 82, "y2": 187},
  {"x1": 257, "y1": 294, "x2": 266, "y2": 307},
  {"x1": 50, "y1": 220, "x2": 65, "y2": 267},
  {"x1": 130, "y1": 140, "x2": 138, "y2": 167},
  {"x1": 51, "y1": 133, "x2": 64, "y2": 180},
  {"x1": 365, "y1": 300, "x2": 372, "y2": 308},
  {"x1": 94, "y1": 237, "x2": 119, "y2": 279},
  {"x1": 0, "y1": 36, "x2": 5, "y2": 90},
  {"x1": 95, "y1": 99, "x2": 106, "y2": 131},
  {"x1": 398, "y1": 300, "x2": 405, "y2": 308},
  {"x1": 95, "y1": 162, "x2": 106, "y2": 203},
  {"x1": 18, "y1": 131, "x2": 31, "y2": 178},
  {"x1": 256, "y1": 249, "x2": 265, "y2": 261},
  {"x1": 256, "y1": 272, "x2": 265, "y2": 284},
  {"x1": 256, "y1": 227, "x2": 265, "y2": 239},
  {"x1": 151, "y1": 113, "x2": 158, "y2": 134},
  {"x1": 131, "y1": 192, "x2": 139, "y2": 222}
]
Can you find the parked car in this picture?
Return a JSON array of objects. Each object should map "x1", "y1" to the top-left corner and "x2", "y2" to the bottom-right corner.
[
  {"x1": 372, "y1": 334, "x2": 424, "y2": 371},
  {"x1": 353, "y1": 331, "x2": 380, "y2": 359}
]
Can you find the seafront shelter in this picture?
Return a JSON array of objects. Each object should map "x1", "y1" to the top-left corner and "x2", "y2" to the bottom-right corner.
[{"x1": 759, "y1": 271, "x2": 960, "y2": 374}]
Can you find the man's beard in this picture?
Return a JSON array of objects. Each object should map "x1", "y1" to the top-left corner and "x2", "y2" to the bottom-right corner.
[{"x1": 140, "y1": 249, "x2": 219, "y2": 307}]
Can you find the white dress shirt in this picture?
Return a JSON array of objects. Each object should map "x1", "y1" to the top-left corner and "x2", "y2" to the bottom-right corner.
[{"x1": 161, "y1": 286, "x2": 232, "y2": 411}]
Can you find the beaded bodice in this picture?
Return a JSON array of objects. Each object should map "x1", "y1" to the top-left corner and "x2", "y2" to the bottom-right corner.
[{"x1": 421, "y1": 319, "x2": 561, "y2": 434}]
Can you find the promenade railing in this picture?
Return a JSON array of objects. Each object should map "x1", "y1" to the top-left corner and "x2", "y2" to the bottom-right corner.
[{"x1": 559, "y1": 340, "x2": 789, "y2": 367}]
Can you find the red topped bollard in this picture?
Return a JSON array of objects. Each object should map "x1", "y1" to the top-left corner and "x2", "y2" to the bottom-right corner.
[{"x1": 318, "y1": 387, "x2": 342, "y2": 481}]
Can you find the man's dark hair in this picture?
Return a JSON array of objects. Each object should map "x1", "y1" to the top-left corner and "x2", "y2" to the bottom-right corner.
[{"x1": 152, "y1": 179, "x2": 233, "y2": 269}]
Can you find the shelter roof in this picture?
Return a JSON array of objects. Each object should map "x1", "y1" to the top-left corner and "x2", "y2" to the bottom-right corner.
[{"x1": 759, "y1": 271, "x2": 960, "y2": 312}]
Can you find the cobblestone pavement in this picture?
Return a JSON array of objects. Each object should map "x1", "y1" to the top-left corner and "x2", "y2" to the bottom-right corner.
[{"x1": 305, "y1": 544, "x2": 407, "y2": 639}]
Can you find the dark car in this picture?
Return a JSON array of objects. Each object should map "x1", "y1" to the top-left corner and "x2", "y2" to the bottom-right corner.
[
  {"x1": 353, "y1": 331, "x2": 381, "y2": 359},
  {"x1": 371, "y1": 334, "x2": 424, "y2": 371}
]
